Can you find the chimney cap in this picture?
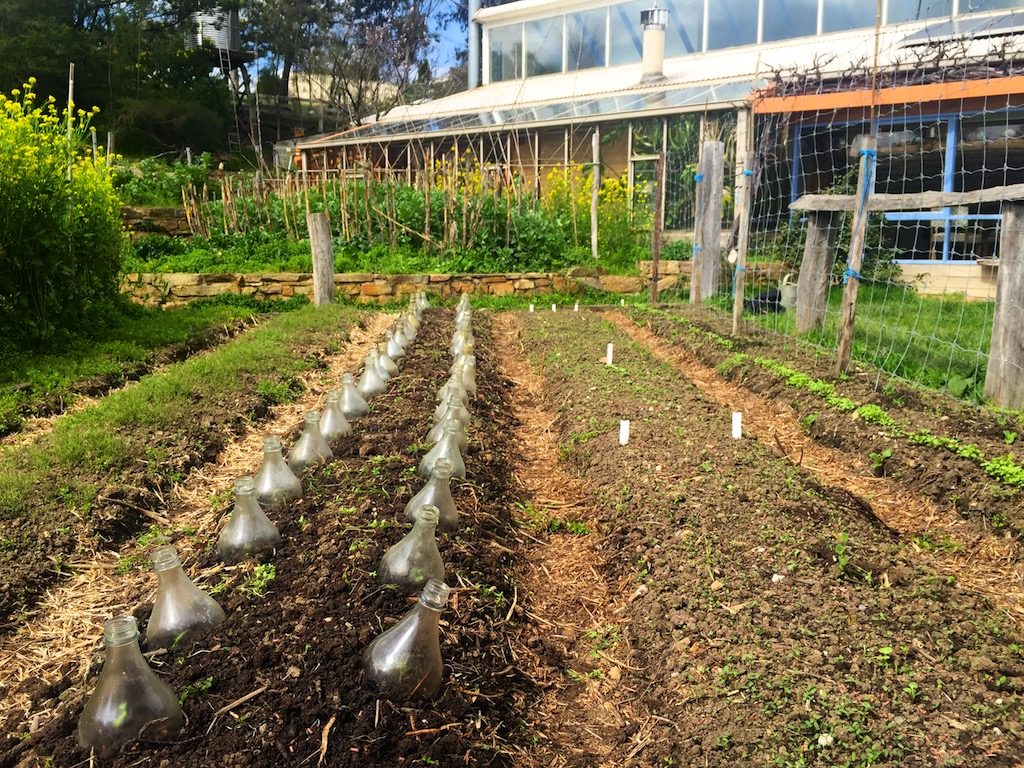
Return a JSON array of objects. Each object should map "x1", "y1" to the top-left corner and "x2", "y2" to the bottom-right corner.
[{"x1": 641, "y1": 7, "x2": 669, "y2": 29}]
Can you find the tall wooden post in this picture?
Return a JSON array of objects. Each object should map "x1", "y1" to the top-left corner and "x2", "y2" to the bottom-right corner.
[
  {"x1": 651, "y1": 152, "x2": 666, "y2": 303},
  {"x1": 701, "y1": 141, "x2": 726, "y2": 302},
  {"x1": 796, "y1": 211, "x2": 839, "y2": 333},
  {"x1": 835, "y1": 137, "x2": 877, "y2": 375},
  {"x1": 106, "y1": 131, "x2": 114, "y2": 166},
  {"x1": 731, "y1": 151, "x2": 755, "y2": 336},
  {"x1": 306, "y1": 212, "x2": 335, "y2": 306},
  {"x1": 984, "y1": 202, "x2": 1024, "y2": 409},
  {"x1": 591, "y1": 128, "x2": 600, "y2": 260}
]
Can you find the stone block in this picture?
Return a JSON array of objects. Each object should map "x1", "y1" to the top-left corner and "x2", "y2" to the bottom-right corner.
[
  {"x1": 200, "y1": 273, "x2": 239, "y2": 285},
  {"x1": 170, "y1": 283, "x2": 228, "y2": 298},
  {"x1": 656, "y1": 275, "x2": 680, "y2": 292},
  {"x1": 335, "y1": 273, "x2": 375, "y2": 284},
  {"x1": 267, "y1": 272, "x2": 310, "y2": 283},
  {"x1": 566, "y1": 265, "x2": 607, "y2": 278},
  {"x1": 162, "y1": 273, "x2": 202, "y2": 288},
  {"x1": 551, "y1": 275, "x2": 568, "y2": 292},
  {"x1": 482, "y1": 275, "x2": 505, "y2": 283},
  {"x1": 513, "y1": 278, "x2": 535, "y2": 291},
  {"x1": 489, "y1": 281, "x2": 515, "y2": 296},
  {"x1": 281, "y1": 284, "x2": 295, "y2": 297},
  {"x1": 599, "y1": 275, "x2": 644, "y2": 294},
  {"x1": 429, "y1": 274, "x2": 450, "y2": 283},
  {"x1": 360, "y1": 282, "x2": 393, "y2": 297}
]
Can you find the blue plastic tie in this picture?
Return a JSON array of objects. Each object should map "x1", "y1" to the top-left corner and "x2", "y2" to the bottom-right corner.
[
  {"x1": 694, "y1": 173, "x2": 705, "y2": 182},
  {"x1": 859, "y1": 148, "x2": 878, "y2": 158},
  {"x1": 742, "y1": 169, "x2": 753, "y2": 176},
  {"x1": 843, "y1": 267, "x2": 865, "y2": 284},
  {"x1": 735, "y1": 265, "x2": 747, "y2": 272},
  {"x1": 693, "y1": 245, "x2": 702, "y2": 253}
]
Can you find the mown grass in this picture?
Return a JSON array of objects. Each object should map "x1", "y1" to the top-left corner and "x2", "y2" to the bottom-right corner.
[
  {"x1": 0, "y1": 302, "x2": 361, "y2": 522},
  {"x1": 0, "y1": 295, "x2": 309, "y2": 435}
]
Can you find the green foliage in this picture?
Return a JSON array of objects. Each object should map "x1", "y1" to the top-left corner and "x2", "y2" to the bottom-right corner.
[
  {"x1": 0, "y1": 80, "x2": 125, "y2": 343},
  {"x1": 177, "y1": 676, "x2": 213, "y2": 705},
  {"x1": 114, "y1": 154, "x2": 214, "y2": 206},
  {"x1": 241, "y1": 563, "x2": 277, "y2": 598}
]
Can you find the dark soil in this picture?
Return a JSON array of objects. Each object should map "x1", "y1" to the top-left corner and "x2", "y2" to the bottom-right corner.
[
  {"x1": 6, "y1": 312, "x2": 536, "y2": 768},
  {"x1": 515, "y1": 310, "x2": 1024, "y2": 766},
  {"x1": 0, "y1": 316, "x2": 362, "y2": 632},
  {"x1": 629, "y1": 306, "x2": 1024, "y2": 535}
]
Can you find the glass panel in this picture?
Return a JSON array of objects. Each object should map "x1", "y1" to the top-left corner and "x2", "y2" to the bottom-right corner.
[
  {"x1": 665, "y1": 0, "x2": 705, "y2": 54},
  {"x1": 707, "y1": 0, "x2": 758, "y2": 49},
  {"x1": 567, "y1": 8, "x2": 607, "y2": 71},
  {"x1": 887, "y1": 0, "x2": 952, "y2": 23},
  {"x1": 763, "y1": 0, "x2": 818, "y2": 41},
  {"x1": 631, "y1": 118, "x2": 663, "y2": 156},
  {"x1": 961, "y1": 0, "x2": 1021, "y2": 12},
  {"x1": 526, "y1": 18, "x2": 564, "y2": 76},
  {"x1": 822, "y1": 0, "x2": 866, "y2": 33},
  {"x1": 609, "y1": 1, "x2": 645, "y2": 65},
  {"x1": 632, "y1": 159, "x2": 657, "y2": 211},
  {"x1": 665, "y1": 114, "x2": 701, "y2": 230},
  {"x1": 490, "y1": 24, "x2": 523, "y2": 82}
]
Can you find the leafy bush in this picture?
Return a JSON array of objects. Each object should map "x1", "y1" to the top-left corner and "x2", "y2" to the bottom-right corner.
[
  {"x1": 0, "y1": 80, "x2": 125, "y2": 343},
  {"x1": 113, "y1": 153, "x2": 214, "y2": 206}
]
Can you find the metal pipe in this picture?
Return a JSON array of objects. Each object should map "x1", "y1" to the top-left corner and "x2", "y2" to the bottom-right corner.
[{"x1": 468, "y1": 0, "x2": 482, "y2": 89}]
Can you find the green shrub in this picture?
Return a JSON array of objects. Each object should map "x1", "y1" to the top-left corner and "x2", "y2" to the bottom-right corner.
[
  {"x1": 113, "y1": 153, "x2": 214, "y2": 206},
  {"x1": 0, "y1": 80, "x2": 125, "y2": 343}
]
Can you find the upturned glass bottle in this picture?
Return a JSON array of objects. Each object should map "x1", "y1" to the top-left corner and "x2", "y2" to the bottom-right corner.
[
  {"x1": 433, "y1": 386, "x2": 469, "y2": 424},
  {"x1": 288, "y1": 411, "x2": 333, "y2": 473},
  {"x1": 460, "y1": 355, "x2": 478, "y2": 398},
  {"x1": 340, "y1": 372, "x2": 370, "y2": 420},
  {"x1": 404, "y1": 459, "x2": 458, "y2": 531},
  {"x1": 146, "y1": 546, "x2": 226, "y2": 651},
  {"x1": 320, "y1": 391, "x2": 353, "y2": 443},
  {"x1": 450, "y1": 329, "x2": 473, "y2": 358},
  {"x1": 78, "y1": 616, "x2": 184, "y2": 756},
  {"x1": 378, "y1": 505, "x2": 445, "y2": 593},
  {"x1": 405, "y1": 308, "x2": 421, "y2": 332},
  {"x1": 386, "y1": 329, "x2": 406, "y2": 360},
  {"x1": 436, "y1": 363, "x2": 465, "y2": 402},
  {"x1": 254, "y1": 435, "x2": 303, "y2": 511},
  {"x1": 427, "y1": 413, "x2": 467, "y2": 451},
  {"x1": 363, "y1": 578, "x2": 450, "y2": 702},
  {"x1": 394, "y1": 321, "x2": 411, "y2": 349},
  {"x1": 418, "y1": 420, "x2": 466, "y2": 479},
  {"x1": 377, "y1": 343, "x2": 399, "y2": 376},
  {"x1": 358, "y1": 351, "x2": 388, "y2": 399},
  {"x1": 219, "y1": 476, "x2": 281, "y2": 564}
]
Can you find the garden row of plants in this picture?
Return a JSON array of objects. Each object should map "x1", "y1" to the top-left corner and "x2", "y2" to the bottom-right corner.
[{"x1": 518, "y1": 309, "x2": 1024, "y2": 766}]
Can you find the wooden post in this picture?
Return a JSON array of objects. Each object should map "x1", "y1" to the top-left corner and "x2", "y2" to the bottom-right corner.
[
  {"x1": 795, "y1": 211, "x2": 839, "y2": 334},
  {"x1": 701, "y1": 141, "x2": 725, "y2": 302},
  {"x1": 591, "y1": 128, "x2": 600, "y2": 260},
  {"x1": 731, "y1": 150, "x2": 755, "y2": 336},
  {"x1": 306, "y1": 212, "x2": 335, "y2": 306},
  {"x1": 651, "y1": 152, "x2": 666, "y2": 303},
  {"x1": 106, "y1": 131, "x2": 114, "y2": 166},
  {"x1": 91, "y1": 129, "x2": 98, "y2": 163},
  {"x1": 690, "y1": 152, "x2": 706, "y2": 304},
  {"x1": 834, "y1": 137, "x2": 877, "y2": 375},
  {"x1": 186, "y1": 146, "x2": 192, "y2": 165},
  {"x1": 984, "y1": 202, "x2": 1024, "y2": 409}
]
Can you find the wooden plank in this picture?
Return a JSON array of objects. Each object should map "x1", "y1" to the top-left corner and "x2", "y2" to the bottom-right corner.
[
  {"x1": 690, "y1": 149, "x2": 708, "y2": 304},
  {"x1": 651, "y1": 152, "x2": 666, "y2": 303},
  {"x1": 701, "y1": 141, "x2": 725, "y2": 301},
  {"x1": 835, "y1": 138, "x2": 876, "y2": 375},
  {"x1": 306, "y1": 212, "x2": 335, "y2": 307},
  {"x1": 754, "y1": 74, "x2": 1024, "y2": 115},
  {"x1": 591, "y1": 129, "x2": 600, "y2": 260},
  {"x1": 732, "y1": 151, "x2": 755, "y2": 336},
  {"x1": 795, "y1": 211, "x2": 838, "y2": 334},
  {"x1": 791, "y1": 183, "x2": 1024, "y2": 212},
  {"x1": 984, "y1": 202, "x2": 1024, "y2": 409}
]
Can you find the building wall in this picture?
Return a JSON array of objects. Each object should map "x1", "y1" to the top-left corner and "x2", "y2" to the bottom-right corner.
[{"x1": 898, "y1": 262, "x2": 999, "y2": 301}]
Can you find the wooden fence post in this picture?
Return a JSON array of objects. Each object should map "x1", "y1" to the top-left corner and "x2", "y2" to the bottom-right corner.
[
  {"x1": 591, "y1": 128, "x2": 600, "y2": 261},
  {"x1": 691, "y1": 141, "x2": 725, "y2": 304},
  {"x1": 690, "y1": 153, "x2": 706, "y2": 304},
  {"x1": 834, "y1": 137, "x2": 877, "y2": 375},
  {"x1": 731, "y1": 150, "x2": 755, "y2": 336},
  {"x1": 651, "y1": 151, "x2": 666, "y2": 303},
  {"x1": 306, "y1": 212, "x2": 335, "y2": 307},
  {"x1": 796, "y1": 211, "x2": 839, "y2": 334},
  {"x1": 984, "y1": 202, "x2": 1024, "y2": 409}
]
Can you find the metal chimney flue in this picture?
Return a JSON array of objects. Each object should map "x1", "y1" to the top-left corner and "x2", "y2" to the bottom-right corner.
[{"x1": 641, "y1": 5, "x2": 668, "y2": 82}]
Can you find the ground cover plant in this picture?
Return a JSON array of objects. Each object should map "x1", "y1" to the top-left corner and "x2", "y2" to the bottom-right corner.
[
  {"x1": 0, "y1": 302, "x2": 361, "y2": 628},
  {"x1": 0, "y1": 295, "x2": 306, "y2": 437},
  {"x1": 8, "y1": 310, "x2": 537, "y2": 767},
  {"x1": 516, "y1": 309, "x2": 1024, "y2": 766},
  {"x1": 628, "y1": 305, "x2": 1024, "y2": 533}
]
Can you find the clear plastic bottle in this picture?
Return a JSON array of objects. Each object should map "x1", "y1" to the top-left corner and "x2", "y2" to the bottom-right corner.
[
  {"x1": 460, "y1": 355, "x2": 478, "y2": 398},
  {"x1": 340, "y1": 372, "x2": 370, "y2": 420},
  {"x1": 393, "y1": 322, "x2": 411, "y2": 350},
  {"x1": 427, "y1": 408, "x2": 468, "y2": 450},
  {"x1": 218, "y1": 476, "x2": 281, "y2": 563},
  {"x1": 363, "y1": 578, "x2": 450, "y2": 702},
  {"x1": 254, "y1": 435, "x2": 303, "y2": 511},
  {"x1": 431, "y1": 391, "x2": 470, "y2": 429},
  {"x1": 377, "y1": 343, "x2": 399, "y2": 376},
  {"x1": 78, "y1": 615, "x2": 184, "y2": 756},
  {"x1": 404, "y1": 459, "x2": 458, "y2": 531},
  {"x1": 386, "y1": 329, "x2": 405, "y2": 360},
  {"x1": 418, "y1": 420, "x2": 466, "y2": 479},
  {"x1": 358, "y1": 351, "x2": 387, "y2": 399},
  {"x1": 146, "y1": 546, "x2": 226, "y2": 651},
  {"x1": 450, "y1": 328, "x2": 473, "y2": 359},
  {"x1": 437, "y1": 364, "x2": 465, "y2": 403},
  {"x1": 378, "y1": 505, "x2": 445, "y2": 592},
  {"x1": 320, "y1": 391, "x2": 353, "y2": 443},
  {"x1": 288, "y1": 411, "x2": 334, "y2": 473}
]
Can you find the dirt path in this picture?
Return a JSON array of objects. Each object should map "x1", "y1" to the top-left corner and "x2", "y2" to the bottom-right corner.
[
  {"x1": 607, "y1": 310, "x2": 1024, "y2": 624},
  {"x1": 491, "y1": 312, "x2": 647, "y2": 768},
  {"x1": 0, "y1": 312, "x2": 393, "y2": 742}
]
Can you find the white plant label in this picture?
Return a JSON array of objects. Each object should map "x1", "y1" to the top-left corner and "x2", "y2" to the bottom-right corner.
[
  {"x1": 620, "y1": 298, "x2": 626, "y2": 306},
  {"x1": 529, "y1": 303, "x2": 535, "y2": 313},
  {"x1": 619, "y1": 419, "x2": 630, "y2": 446},
  {"x1": 574, "y1": 302, "x2": 580, "y2": 312},
  {"x1": 551, "y1": 303, "x2": 557, "y2": 313},
  {"x1": 606, "y1": 343, "x2": 614, "y2": 365},
  {"x1": 732, "y1": 412, "x2": 743, "y2": 439}
]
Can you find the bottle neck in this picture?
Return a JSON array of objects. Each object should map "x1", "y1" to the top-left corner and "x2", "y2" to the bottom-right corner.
[
  {"x1": 155, "y1": 565, "x2": 192, "y2": 589},
  {"x1": 410, "y1": 601, "x2": 442, "y2": 628},
  {"x1": 104, "y1": 637, "x2": 148, "y2": 669}
]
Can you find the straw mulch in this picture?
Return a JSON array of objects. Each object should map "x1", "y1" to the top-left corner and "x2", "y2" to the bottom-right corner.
[
  {"x1": 0, "y1": 312, "x2": 394, "y2": 741},
  {"x1": 608, "y1": 312, "x2": 1024, "y2": 627},
  {"x1": 491, "y1": 312, "x2": 647, "y2": 768}
]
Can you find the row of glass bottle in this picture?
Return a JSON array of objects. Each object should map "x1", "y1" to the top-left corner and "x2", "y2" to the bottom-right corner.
[
  {"x1": 362, "y1": 294, "x2": 478, "y2": 702},
  {"x1": 76, "y1": 294, "x2": 434, "y2": 756}
]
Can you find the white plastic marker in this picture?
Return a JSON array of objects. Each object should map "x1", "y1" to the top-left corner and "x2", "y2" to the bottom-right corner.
[
  {"x1": 551, "y1": 303, "x2": 557, "y2": 313},
  {"x1": 620, "y1": 298, "x2": 626, "y2": 306},
  {"x1": 529, "y1": 303, "x2": 535, "y2": 313},
  {"x1": 732, "y1": 412, "x2": 743, "y2": 439},
  {"x1": 606, "y1": 343, "x2": 614, "y2": 365},
  {"x1": 619, "y1": 420, "x2": 630, "y2": 446},
  {"x1": 574, "y1": 301, "x2": 580, "y2": 312}
]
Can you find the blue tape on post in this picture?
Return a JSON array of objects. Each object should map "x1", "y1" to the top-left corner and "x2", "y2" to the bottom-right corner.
[
  {"x1": 742, "y1": 169, "x2": 753, "y2": 176},
  {"x1": 859, "y1": 148, "x2": 878, "y2": 158},
  {"x1": 693, "y1": 245, "x2": 702, "y2": 253},
  {"x1": 694, "y1": 173, "x2": 705, "y2": 182},
  {"x1": 735, "y1": 265, "x2": 747, "y2": 272},
  {"x1": 843, "y1": 267, "x2": 865, "y2": 284}
]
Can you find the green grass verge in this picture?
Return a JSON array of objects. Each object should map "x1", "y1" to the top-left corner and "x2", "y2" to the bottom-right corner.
[
  {"x1": 0, "y1": 301, "x2": 360, "y2": 522},
  {"x1": 0, "y1": 295, "x2": 309, "y2": 436}
]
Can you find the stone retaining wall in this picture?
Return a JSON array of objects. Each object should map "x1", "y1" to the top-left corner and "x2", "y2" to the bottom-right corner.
[{"x1": 122, "y1": 269, "x2": 646, "y2": 308}]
